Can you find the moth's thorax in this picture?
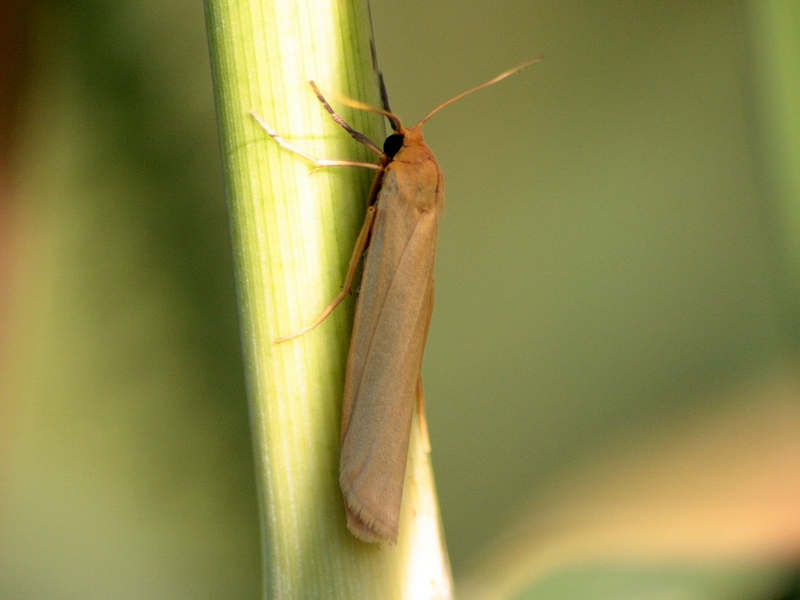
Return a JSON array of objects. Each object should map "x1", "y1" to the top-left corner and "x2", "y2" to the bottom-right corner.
[
  {"x1": 393, "y1": 126, "x2": 436, "y2": 169},
  {"x1": 382, "y1": 125, "x2": 444, "y2": 214}
]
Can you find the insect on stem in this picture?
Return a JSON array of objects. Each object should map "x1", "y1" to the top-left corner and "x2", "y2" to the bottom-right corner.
[{"x1": 252, "y1": 59, "x2": 539, "y2": 543}]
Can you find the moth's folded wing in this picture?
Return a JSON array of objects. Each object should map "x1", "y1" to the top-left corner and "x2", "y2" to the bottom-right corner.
[{"x1": 340, "y1": 208, "x2": 438, "y2": 543}]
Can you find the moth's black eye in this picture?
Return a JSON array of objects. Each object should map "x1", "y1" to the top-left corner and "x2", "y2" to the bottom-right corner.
[{"x1": 383, "y1": 134, "x2": 404, "y2": 158}]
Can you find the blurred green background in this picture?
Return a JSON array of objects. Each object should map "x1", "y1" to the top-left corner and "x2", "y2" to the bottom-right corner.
[{"x1": 2, "y1": 1, "x2": 799, "y2": 599}]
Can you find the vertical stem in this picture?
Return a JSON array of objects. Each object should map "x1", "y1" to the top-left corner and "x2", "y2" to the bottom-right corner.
[
  {"x1": 203, "y1": 0, "x2": 453, "y2": 597},
  {"x1": 744, "y1": 1, "x2": 800, "y2": 341}
]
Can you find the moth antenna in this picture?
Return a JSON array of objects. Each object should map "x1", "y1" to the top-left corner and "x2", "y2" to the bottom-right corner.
[
  {"x1": 378, "y1": 72, "x2": 399, "y2": 132},
  {"x1": 418, "y1": 57, "x2": 542, "y2": 127}
]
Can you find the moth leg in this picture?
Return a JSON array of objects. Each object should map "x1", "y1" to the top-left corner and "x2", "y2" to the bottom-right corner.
[
  {"x1": 308, "y1": 82, "x2": 385, "y2": 157},
  {"x1": 275, "y1": 205, "x2": 377, "y2": 343},
  {"x1": 417, "y1": 377, "x2": 431, "y2": 454},
  {"x1": 250, "y1": 110, "x2": 382, "y2": 171}
]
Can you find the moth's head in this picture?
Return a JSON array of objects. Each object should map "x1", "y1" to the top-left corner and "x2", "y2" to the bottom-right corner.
[{"x1": 383, "y1": 126, "x2": 424, "y2": 158}]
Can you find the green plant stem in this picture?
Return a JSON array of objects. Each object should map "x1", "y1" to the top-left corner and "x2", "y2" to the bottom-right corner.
[
  {"x1": 204, "y1": 0, "x2": 452, "y2": 597},
  {"x1": 744, "y1": 1, "x2": 800, "y2": 339}
]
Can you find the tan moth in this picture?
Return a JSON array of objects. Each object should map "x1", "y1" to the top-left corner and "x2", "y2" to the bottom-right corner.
[{"x1": 252, "y1": 59, "x2": 539, "y2": 543}]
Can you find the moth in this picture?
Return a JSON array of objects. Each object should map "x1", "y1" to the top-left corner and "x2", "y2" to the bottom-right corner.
[{"x1": 251, "y1": 59, "x2": 539, "y2": 543}]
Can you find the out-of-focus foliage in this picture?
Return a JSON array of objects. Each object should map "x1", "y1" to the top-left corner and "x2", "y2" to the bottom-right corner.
[{"x1": 1, "y1": 0, "x2": 260, "y2": 597}]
